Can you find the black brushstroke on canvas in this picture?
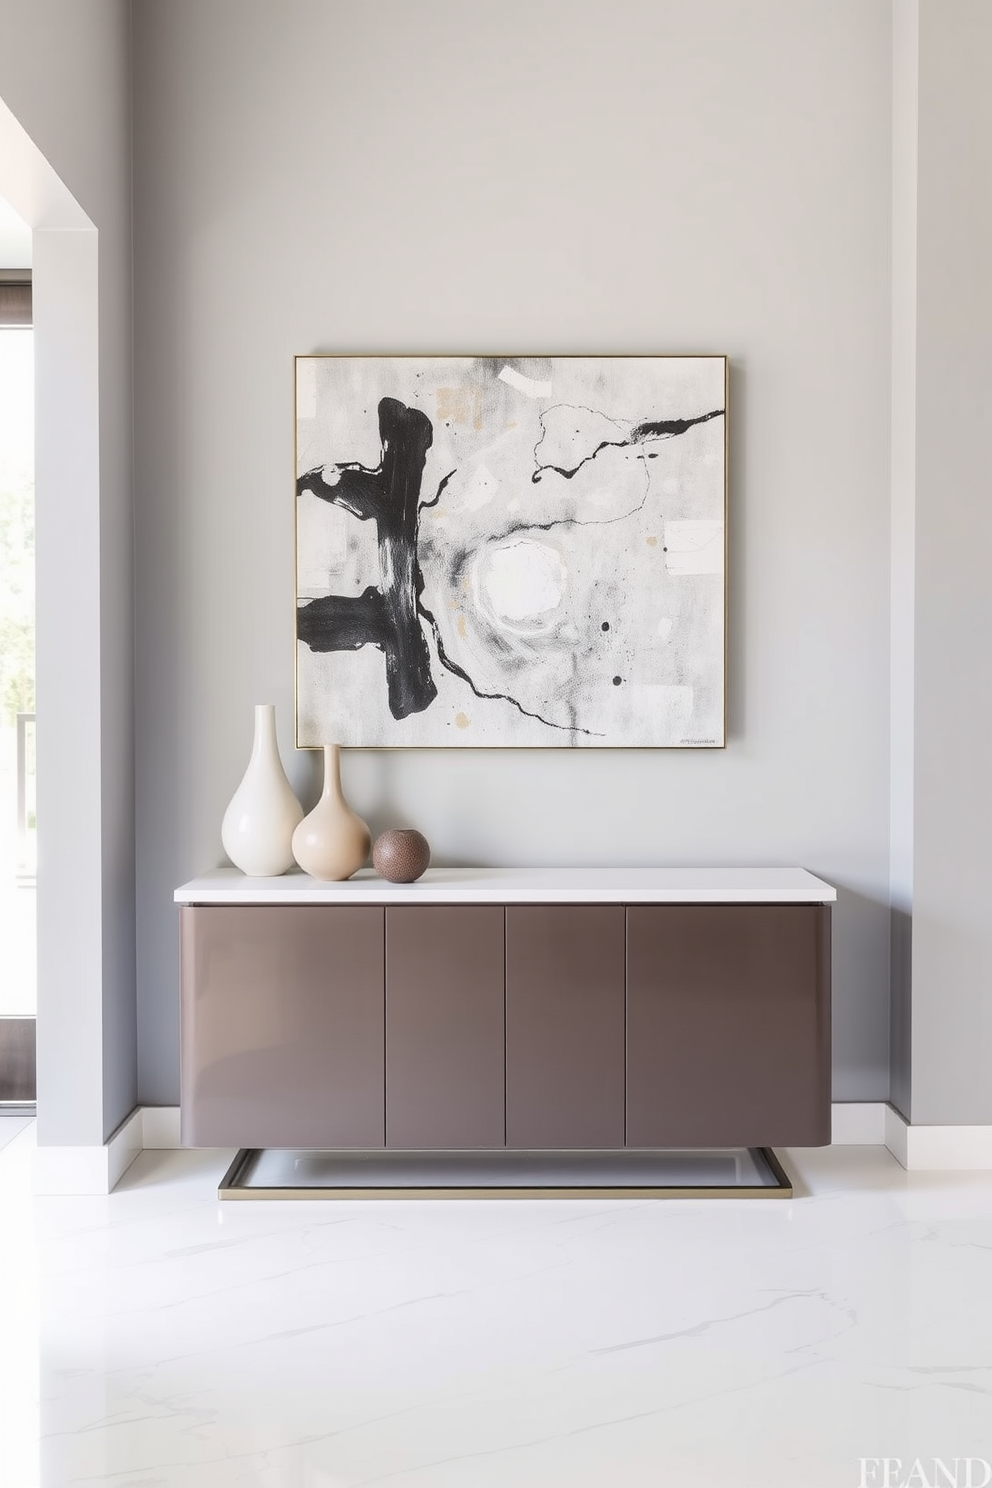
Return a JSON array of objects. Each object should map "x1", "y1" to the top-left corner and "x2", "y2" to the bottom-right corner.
[
  {"x1": 419, "y1": 468, "x2": 457, "y2": 511},
  {"x1": 299, "y1": 392, "x2": 722, "y2": 739},
  {"x1": 417, "y1": 599, "x2": 602, "y2": 738},
  {"x1": 477, "y1": 448, "x2": 654, "y2": 547},
  {"x1": 630, "y1": 412, "x2": 724, "y2": 441},
  {"x1": 297, "y1": 397, "x2": 438, "y2": 720},
  {"x1": 532, "y1": 405, "x2": 724, "y2": 482},
  {"x1": 297, "y1": 400, "x2": 591, "y2": 735}
]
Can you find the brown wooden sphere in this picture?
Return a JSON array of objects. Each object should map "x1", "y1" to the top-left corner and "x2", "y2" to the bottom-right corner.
[{"x1": 372, "y1": 828, "x2": 431, "y2": 883}]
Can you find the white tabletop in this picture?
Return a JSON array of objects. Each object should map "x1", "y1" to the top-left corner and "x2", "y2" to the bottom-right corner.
[{"x1": 175, "y1": 866, "x2": 836, "y2": 905}]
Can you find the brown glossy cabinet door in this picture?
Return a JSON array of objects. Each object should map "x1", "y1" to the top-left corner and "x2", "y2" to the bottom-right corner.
[
  {"x1": 180, "y1": 905, "x2": 385, "y2": 1148},
  {"x1": 625, "y1": 905, "x2": 831, "y2": 1148},
  {"x1": 505, "y1": 906, "x2": 625, "y2": 1148},
  {"x1": 386, "y1": 906, "x2": 505, "y2": 1148}
]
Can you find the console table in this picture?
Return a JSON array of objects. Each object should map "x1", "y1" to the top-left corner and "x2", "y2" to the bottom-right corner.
[{"x1": 175, "y1": 868, "x2": 835, "y2": 1160}]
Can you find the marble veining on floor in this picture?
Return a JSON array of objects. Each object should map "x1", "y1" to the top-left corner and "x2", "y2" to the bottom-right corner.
[{"x1": 0, "y1": 1121, "x2": 990, "y2": 1487}]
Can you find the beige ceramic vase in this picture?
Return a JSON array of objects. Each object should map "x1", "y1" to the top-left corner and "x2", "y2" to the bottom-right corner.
[{"x1": 291, "y1": 744, "x2": 371, "y2": 881}]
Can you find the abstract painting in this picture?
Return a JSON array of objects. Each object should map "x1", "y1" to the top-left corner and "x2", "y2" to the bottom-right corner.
[{"x1": 295, "y1": 355, "x2": 727, "y2": 748}]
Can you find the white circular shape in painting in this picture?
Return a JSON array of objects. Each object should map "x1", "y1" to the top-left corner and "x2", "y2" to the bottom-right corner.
[{"x1": 474, "y1": 538, "x2": 567, "y2": 636}]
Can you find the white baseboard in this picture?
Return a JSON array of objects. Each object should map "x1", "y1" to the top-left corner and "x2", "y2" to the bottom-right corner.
[
  {"x1": 34, "y1": 1107, "x2": 143, "y2": 1195},
  {"x1": 884, "y1": 1104, "x2": 909, "y2": 1168},
  {"x1": 832, "y1": 1101, "x2": 992, "y2": 1166},
  {"x1": 883, "y1": 1106, "x2": 992, "y2": 1170},
  {"x1": 831, "y1": 1102, "x2": 888, "y2": 1144},
  {"x1": 844, "y1": 1101, "x2": 992, "y2": 1166},
  {"x1": 142, "y1": 1105, "x2": 181, "y2": 1148},
  {"x1": 29, "y1": 1103, "x2": 992, "y2": 1192},
  {"x1": 832, "y1": 1103, "x2": 992, "y2": 1170}
]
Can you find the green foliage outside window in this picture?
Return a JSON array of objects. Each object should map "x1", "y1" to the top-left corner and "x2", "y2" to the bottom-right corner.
[
  {"x1": 0, "y1": 468, "x2": 35, "y2": 726},
  {"x1": 0, "y1": 322, "x2": 34, "y2": 729}
]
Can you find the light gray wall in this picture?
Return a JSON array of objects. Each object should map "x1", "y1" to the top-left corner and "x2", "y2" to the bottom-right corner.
[
  {"x1": 911, "y1": 0, "x2": 992, "y2": 1126},
  {"x1": 0, "y1": 0, "x2": 135, "y2": 1143},
  {"x1": 133, "y1": 0, "x2": 894, "y2": 1106},
  {"x1": 888, "y1": 0, "x2": 918, "y2": 1121}
]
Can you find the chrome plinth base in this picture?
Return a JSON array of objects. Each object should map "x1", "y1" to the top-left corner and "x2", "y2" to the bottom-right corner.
[{"x1": 218, "y1": 1146, "x2": 793, "y2": 1199}]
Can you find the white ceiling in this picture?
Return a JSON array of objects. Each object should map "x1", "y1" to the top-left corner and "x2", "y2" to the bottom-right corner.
[{"x1": 0, "y1": 193, "x2": 32, "y2": 269}]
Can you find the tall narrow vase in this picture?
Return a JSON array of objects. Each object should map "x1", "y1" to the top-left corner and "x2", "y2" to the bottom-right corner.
[
  {"x1": 292, "y1": 744, "x2": 371, "y2": 881},
  {"x1": 221, "y1": 704, "x2": 303, "y2": 876}
]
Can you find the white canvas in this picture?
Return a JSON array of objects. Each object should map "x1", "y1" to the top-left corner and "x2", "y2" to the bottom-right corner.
[{"x1": 295, "y1": 356, "x2": 727, "y2": 748}]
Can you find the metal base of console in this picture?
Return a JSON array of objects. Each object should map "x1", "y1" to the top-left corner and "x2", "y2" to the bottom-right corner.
[{"x1": 218, "y1": 1146, "x2": 793, "y2": 1199}]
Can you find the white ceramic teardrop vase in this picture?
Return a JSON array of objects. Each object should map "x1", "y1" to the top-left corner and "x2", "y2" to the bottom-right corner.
[
  {"x1": 292, "y1": 744, "x2": 371, "y2": 881},
  {"x1": 221, "y1": 704, "x2": 303, "y2": 876}
]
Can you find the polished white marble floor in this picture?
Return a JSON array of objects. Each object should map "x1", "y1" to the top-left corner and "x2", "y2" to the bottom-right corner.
[
  {"x1": 0, "y1": 1114, "x2": 32, "y2": 1151},
  {"x1": 1, "y1": 1121, "x2": 991, "y2": 1488}
]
